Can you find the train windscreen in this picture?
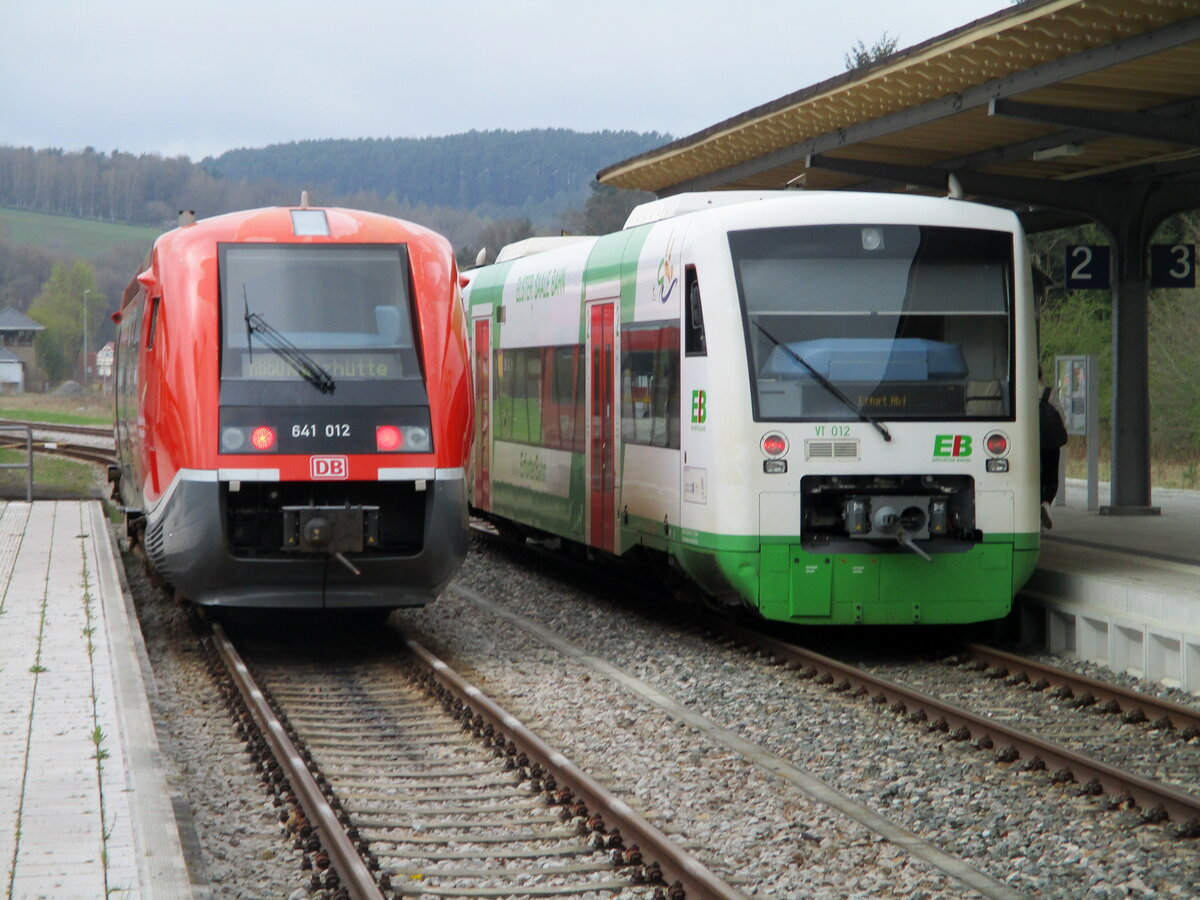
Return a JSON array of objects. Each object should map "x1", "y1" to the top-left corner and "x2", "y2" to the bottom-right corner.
[
  {"x1": 219, "y1": 243, "x2": 419, "y2": 385},
  {"x1": 729, "y1": 225, "x2": 1014, "y2": 421}
]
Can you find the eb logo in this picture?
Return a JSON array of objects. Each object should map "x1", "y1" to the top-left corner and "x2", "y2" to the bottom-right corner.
[
  {"x1": 933, "y1": 435, "x2": 972, "y2": 458},
  {"x1": 311, "y1": 456, "x2": 349, "y2": 479},
  {"x1": 691, "y1": 390, "x2": 707, "y2": 424}
]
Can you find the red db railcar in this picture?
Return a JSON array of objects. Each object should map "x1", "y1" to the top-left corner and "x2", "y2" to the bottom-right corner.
[{"x1": 113, "y1": 202, "x2": 472, "y2": 608}]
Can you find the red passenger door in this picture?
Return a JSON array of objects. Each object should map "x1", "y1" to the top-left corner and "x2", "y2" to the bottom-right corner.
[
  {"x1": 472, "y1": 318, "x2": 491, "y2": 509},
  {"x1": 588, "y1": 302, "x2": 616, "y2": 552}
]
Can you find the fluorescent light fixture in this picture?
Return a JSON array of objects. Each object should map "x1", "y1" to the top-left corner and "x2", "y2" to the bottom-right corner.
[{"x1": 1032, "y1": 143, "x2": 1085, "y2": 161}]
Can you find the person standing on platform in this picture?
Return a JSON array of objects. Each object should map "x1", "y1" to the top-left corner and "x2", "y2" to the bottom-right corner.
[{"x1": 1039, "y1": 365, "x2": 1068, "y2": 529}]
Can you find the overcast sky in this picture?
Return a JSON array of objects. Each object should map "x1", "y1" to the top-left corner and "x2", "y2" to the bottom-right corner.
[{"x1": 3, "y1": 0, "x2": 1008, "y2": 162}]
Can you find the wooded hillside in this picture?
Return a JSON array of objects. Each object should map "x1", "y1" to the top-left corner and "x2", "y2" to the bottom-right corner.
[
  {"x1": 205, "y1": 130, "x2": 668, "y2": 219},
  {"x1": 0, "y1": 130, "x2": 668, "y2": 235}
]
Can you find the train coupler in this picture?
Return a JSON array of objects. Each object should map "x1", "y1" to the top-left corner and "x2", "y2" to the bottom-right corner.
[{"x1": 281, "y1": 506, "x2": 380, "y2": 571}]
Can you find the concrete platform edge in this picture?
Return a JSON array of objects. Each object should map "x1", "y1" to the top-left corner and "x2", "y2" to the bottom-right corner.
[
  {"x1": 1015, "y1": 587, "x2": 1200, "y2": 695},
  {"x1": 92, "y1": 502, "x2": 206, "y2": 898}
]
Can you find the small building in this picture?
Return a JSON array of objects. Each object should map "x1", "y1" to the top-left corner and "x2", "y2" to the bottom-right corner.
[
  {"x1": 0, "y1": 348, "x2": 25, "y2": 393},
  {"x1": 0, "y1": 307, "x2": 44, "y2": 390}
]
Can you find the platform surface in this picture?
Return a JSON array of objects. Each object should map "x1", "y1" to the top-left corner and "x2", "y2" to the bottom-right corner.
[
  {"x1": 0, "y1": 500, "x2": 193, "y2": 899},
  {"x1": 1046, "y1": 478, "x2": 1200, "y2": 565}
]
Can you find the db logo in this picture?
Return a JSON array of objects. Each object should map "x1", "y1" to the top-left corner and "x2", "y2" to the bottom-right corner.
[{"x1": 311, "y1": 456, "x2": 349, "y2": 479}]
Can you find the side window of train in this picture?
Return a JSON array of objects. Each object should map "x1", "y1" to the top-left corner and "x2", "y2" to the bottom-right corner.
[
  {"x1": 146, "y1": 297, "x2": 160, "y2": 350},
  {"x1": 620, "y1": 323, "x2": 681, "y2": 449},
  {"x1": 685, "y1": 266, "x2": 707, "y2": 356}
]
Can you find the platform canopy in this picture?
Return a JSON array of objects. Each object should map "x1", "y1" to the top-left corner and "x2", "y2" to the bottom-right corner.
[
  {"x1": 599, "y1": 0, "x2": 1200, "y2": 513},
  {"x1": 599, "y1": 0, "x2": 1200, "y2": 209}
]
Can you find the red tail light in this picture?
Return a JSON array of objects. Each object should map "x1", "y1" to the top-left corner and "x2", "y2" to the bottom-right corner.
[
  {"x1": 761, "y1": 433, "x2": 788, "y2": 457},
  {"x1": 985, "y1": 433, "x2": 1008, "y2": 455},
  {"x1": 376, "y1": 425, "x2": 403, "y2": 451},
  {"x1": 249, "y1": 425, "x2": 276, "y2": 451}
]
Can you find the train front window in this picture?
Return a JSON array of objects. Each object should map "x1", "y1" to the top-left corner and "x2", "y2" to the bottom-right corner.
[
  {"x1": 219, "y1": 243, "x2": 419, "y2": 383},
  {"x1": 731, "y1": 224, "x2": 1014, "y2": 421}
]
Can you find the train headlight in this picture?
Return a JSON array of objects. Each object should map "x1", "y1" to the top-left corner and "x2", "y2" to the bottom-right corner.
[
  {"x1": 403, "y1": 426, "x2": 431, "y2": 452},
  {"x1": 761, "y1": 432, "x2": 788, "y2": 457},
  {"x1": 221, "y1": 427, "x2": 246, "y2": 452},
  {"x1": 984, "y1": 431, "x2": 1010, "y2": 457},
  {"x1": 249, "y1": 425, "x2": 277, "y2": 451},
  {"x1": 984, "y1": 432, "x2": 1009, "y2": 472},
  {"x1": 376, "y1": 424, "x2": 431, "y2": 452},
  {"x1": 376, "y1": 425, "x2": 403, "y2": 452}
]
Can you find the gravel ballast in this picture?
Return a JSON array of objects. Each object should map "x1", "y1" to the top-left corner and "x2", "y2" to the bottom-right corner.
[
  {"x1": 124, "y1": 528, "x2": 1200, "y2": 898},
  {"x1": 395, "y1": 547, "x2": 1200, "y2": 899}
]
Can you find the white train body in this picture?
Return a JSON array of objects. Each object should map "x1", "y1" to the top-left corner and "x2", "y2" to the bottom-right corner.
[{"x1": 465, "y1": 191, "x2": 1040, "y2": 624}]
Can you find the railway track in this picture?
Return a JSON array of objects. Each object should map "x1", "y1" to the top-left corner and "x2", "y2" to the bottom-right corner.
[
  {"x1": 708, "y1": 623, "x2": 1200, "y2": 833},
  {"x1": 0, "y1": 435, "x2": 116, "y2": 467},
  {"x1": 0, "y1": 418, "x2": 116, "y2": 467},
  {"x1": 472, "y1": 523, "x2": 1200, "y2": 834},
  {"x1": 462, "y1": 529, "x2": 1200, "y2": 890},
  {"x1": 205, "y1": 612, "x2": 745, "y2": 900},
  {"x1": 0, "y1": 418, "x2": 112, "y2": 440},
  {"x1": 855, "y1": 641, "x2": 1200, "y2": 827}
]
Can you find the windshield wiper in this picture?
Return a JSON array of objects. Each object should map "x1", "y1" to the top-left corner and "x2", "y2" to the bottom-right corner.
[
  {"x1": 243, "y1": 298, "x2": 336, "y2": 395},
  {"x1": 753, "y1": 321, "x2": 891, "y2": 442},
  {"x1": 244, "y1": 291, "x2": 255, "y2": 359}
]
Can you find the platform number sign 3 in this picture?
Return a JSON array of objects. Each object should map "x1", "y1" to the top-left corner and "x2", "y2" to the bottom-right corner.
[{"x1": 1150, "y1": 244, "x2": 1196, "y2": 288}]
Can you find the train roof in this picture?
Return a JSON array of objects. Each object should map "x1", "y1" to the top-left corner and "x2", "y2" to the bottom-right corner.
[
  {"x1": 124, "y1": 202, "x2": 456, "y2": 311},
  {"x1": 493, "y1": 235, "x2": 597, "y2": 263},
  {"x1": 490, "y1": 191, "x2": 1021, "y2": 267},
  {"x1": 622, "y1": 191, "x2": 792, "y2": 228},
  {"x1": 622, "y1": 189, "x2": 1022, "y2": 232},
  {"x1": 156, "y1": 201, "x2": 451, "y2": 250}
]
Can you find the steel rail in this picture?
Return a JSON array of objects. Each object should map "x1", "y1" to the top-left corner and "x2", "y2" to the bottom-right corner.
[
  {"x1": 403, "y1": 635, "x2": 749, "y2": 900},
  {"x1": 733, "y1": 625, "x2": 1200, "y2": 829},
  {"x1": 0, "y1": 436, "x2": 115, "y2": 468},
  {"x1": 0, "y1": 418, "x2": 112, "y2": 438},
  {"x1": 964, "y1": 643, "x2": 1200, "y2": 734},
  {"x1": 209, "y1": 620, "x2": 387, "y2": 900}
]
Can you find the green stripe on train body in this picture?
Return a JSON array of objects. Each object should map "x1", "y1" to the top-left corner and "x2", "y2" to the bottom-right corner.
[{"x1": 626, "y1": 511, "x2": 1038, "y2": 625}]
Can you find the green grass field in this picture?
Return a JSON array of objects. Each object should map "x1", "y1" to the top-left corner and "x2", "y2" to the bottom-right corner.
[
  {"x1": 0, "y1": 448, "x2": 101, "y2": 499},
  {"x1": 0, "y1": 206, "x2": 160, "y2": 258},
  {"x1": 0, "y1": 395, "x2": 112, "y2": 499},
  {"x1": 0, "y1": 394, "x2": 112, "y2": 425}
]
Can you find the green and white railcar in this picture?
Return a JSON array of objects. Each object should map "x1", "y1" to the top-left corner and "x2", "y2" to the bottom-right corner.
[{"x1": 463, "y1": 191, "x2": 1039, "y2": 625}]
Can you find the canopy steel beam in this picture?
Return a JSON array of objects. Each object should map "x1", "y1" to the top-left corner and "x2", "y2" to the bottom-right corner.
[
  {"x1": 804, "y1": 153, "x2": 1119, "y2": 218},
  {"x1": 989, "y1": 99, "x2": 1200, "y2": 148}
]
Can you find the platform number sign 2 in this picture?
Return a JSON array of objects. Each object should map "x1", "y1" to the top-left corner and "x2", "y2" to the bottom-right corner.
[
  {"x1": 1150, "y1": 244, "x2": 1196, "y2": 288},
  {"x1": 1065, "y1": 245, "x2": 1110, "y2": 291}
]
